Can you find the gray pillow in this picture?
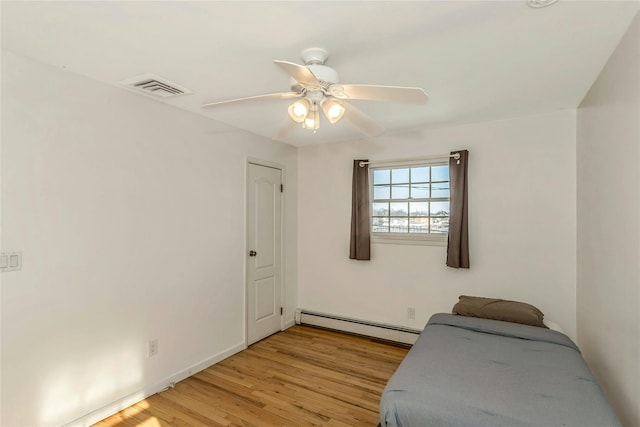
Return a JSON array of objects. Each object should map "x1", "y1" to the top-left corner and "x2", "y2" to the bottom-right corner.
[{"x1": 452, "y1": 295, "x2": 546, "y2": 328}]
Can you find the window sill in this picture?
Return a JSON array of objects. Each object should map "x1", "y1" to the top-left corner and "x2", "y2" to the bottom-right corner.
[{"x1": 371, "y1": 234, "x2": 447, "y2": 247}]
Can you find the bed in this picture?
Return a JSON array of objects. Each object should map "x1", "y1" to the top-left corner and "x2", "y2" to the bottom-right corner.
[{"x1": 380, "y1": 313, "x2": 620, "y2": 427}]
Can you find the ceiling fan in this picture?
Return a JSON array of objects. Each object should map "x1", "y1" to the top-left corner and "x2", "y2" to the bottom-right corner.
[{"x1": 201, "y1": 48, "x2": 429, "y2": 139}]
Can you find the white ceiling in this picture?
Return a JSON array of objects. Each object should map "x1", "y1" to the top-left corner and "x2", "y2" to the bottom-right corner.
[{"x1": 2, "y1": 1, "x2": 638, "y2": 146}]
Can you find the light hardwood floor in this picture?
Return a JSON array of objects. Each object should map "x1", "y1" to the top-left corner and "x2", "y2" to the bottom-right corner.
[{"x1": 94, "y1": 325, "x2": 409, "y2": 427}]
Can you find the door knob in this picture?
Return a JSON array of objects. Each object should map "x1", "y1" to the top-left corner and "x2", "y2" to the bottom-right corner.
[{"x1": 249, "y1": 250, "x2": 257, "y2": 257}]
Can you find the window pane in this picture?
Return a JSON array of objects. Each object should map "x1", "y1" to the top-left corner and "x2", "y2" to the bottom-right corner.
[
  {"x1": 370, "y1": 161, "x2": 450, "y2": 238},
  {"x1": 430, "y1": 201, "x2": 450, "y2": 216},
  {"x1": 390, "y1": 202, "x2": 408, "y2": 216},
  {"x1": 390, "y1": 218, "x2": 409, "y2": 233},
  {"x1": 409, "y1": 202, "x2": 428, "y2": 216},
  {"x1": 411, "y1": 167, "x2": 429, "y2": 182},
  {"x1": 410, "y1": 183, "x2": 429, "y2": 199},
  {"x1": 431, "y1": 165, "x2": 449, "y2": 182},
  {"x1": 430, "y1": 217, "x2": 449, "y2": 234},
  {"x1": 373, "y1": 169, "x2": 390, "y2": 185},
  {"x1": 431, "y1": 182, "x2": 450, "y2": 198},
  {"x1": 409, "y1": 218, "x2": 429, "y2": 233},
  {"x1": 373, "y1": 185, "x2": 390, "y2": 200},
  {"x1": 372, "y1": 202, "x2": 389, "y2": 216},
  {"x1": 391, "y1": 168, "x2": 409, "y2": 184},
  {"x1": 391, "y1": 184, "x2": 409, "y2": 199},
  {"x1": 372, "y1": 217, "x2": 389, "y2": 232}
]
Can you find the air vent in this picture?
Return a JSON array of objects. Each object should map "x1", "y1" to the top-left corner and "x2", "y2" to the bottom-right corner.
[{"x1": 120, "y1": 73, "x2": 192, "y2": 98}]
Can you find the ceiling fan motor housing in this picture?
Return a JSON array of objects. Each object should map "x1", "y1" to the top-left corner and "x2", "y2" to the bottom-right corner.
[
  {"x1": 308, "y1": 64, "x2": 338, "y2": 84},
  {"x1": 291, "y1": 47, "x2": 339, "y2": 90},
  {"x1": 289, "y1": 64, "x2": 339, "y2": 92}
]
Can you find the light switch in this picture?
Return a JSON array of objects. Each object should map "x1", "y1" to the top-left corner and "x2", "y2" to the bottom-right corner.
[{"x1": 1, "y1": 252, "x2": 21, "y2": 272}]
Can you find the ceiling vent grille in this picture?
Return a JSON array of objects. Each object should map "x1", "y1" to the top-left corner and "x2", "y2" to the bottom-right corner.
[{"x1": 120, "y1": 73, "x2": 192, "y2": 98}]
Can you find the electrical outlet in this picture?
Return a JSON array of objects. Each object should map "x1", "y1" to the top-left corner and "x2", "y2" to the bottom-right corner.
[
  {"x1": 149, "y1": 339, "x2": 158, "y2": 357},
  {"x1": 407, "y1": 307, "x2": 416, "y2": 320},
  {"x1": 0, "y1": 252, "x2": 22, "y2": 272}
]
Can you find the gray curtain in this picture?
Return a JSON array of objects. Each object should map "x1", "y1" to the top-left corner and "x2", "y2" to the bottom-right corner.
[
  {"x1": 447, "y1": 150, "x2": 470, "y2": 268},
  {"x1": 349, "y1": 160, "x2": 370, "y2": 260}
]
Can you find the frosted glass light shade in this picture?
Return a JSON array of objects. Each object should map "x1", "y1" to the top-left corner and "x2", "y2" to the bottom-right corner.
[
  {"x1": 321, "y1": 99, "x2": 345, "y2": 123},
  {"x1": 302, "y1": 108, "x2": 319, "y2": 130},
  {"x1": 287, "y1": 98, "x2": 311, "y2": 123}
]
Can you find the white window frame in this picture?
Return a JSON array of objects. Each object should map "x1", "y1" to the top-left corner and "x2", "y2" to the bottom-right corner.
[{"x1": 369, "y1": 158, "x2": 450, "y2": 247}]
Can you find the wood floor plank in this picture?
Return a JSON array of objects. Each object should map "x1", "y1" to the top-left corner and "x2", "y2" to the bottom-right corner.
[{"x1": 94, "y1": 325, "x2": 409, "y2": 426}]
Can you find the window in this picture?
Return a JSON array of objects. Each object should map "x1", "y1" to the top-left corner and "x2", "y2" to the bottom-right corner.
[{"x1": 370, "y1": 162, "x2": 450, "y2": 245}]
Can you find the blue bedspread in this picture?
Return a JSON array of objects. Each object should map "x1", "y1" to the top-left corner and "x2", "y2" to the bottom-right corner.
[{"x1": 380, "y1": 313, "x2": 620, "y2": 427}]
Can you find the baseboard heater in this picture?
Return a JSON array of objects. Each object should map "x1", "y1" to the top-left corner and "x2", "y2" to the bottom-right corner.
[{"x1": 295, "y1": 309, "x2": 421, "y2": 345}]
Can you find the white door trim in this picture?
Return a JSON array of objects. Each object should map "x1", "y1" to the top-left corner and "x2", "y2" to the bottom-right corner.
[{"x1": 245, "y1": 158, "x2": 286, "y2": 346}]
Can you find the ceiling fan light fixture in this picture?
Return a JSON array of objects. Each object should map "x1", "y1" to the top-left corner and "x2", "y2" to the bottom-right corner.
[
  {"x1": 287, "y1": 98, "x2": 311, "y2": 123},
  {"x1": 321, "y1": 99, "x2": 345, "y2": 124},
  {"x1": 204, "y1": 48, "x2": 429, "y2": 140}
]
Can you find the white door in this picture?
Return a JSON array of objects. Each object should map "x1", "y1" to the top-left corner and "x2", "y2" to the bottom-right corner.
[{"x1": 247, "y1": 163, "x2": 282, "y2": 345}]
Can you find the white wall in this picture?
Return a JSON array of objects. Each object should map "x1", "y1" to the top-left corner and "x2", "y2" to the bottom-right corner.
[
  {"x1": 0, "y1": 51, "x2": 297, "y2": 426},
  {"x1": 577, "y1": 14, "x2": 639, "y2": 427},
  {"x1": 298, "y1": 110, "x2": 577, "y2": 339}
]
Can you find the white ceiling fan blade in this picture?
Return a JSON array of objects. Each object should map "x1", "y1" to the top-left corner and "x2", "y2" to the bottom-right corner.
[
  {"x1": 202, "y1": 91, "x2": 301, "y2": 108},
  {"x1": 342, "y1": 101, "x2": 384, "y2": 137},
  {"x1": 273, "y1": 60, "x2": 321, "y2": 87},
  {"x1": 330, "y1": 84, "x2": 428, "y2": 104},
  {"x1": 272, "y1": 117, "x2": 298, "y2": 141}
]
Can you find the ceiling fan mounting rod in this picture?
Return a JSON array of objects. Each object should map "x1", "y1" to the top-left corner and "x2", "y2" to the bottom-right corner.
[{"x1": 301, "y1": 47, "x2": 329, "y2": 65}]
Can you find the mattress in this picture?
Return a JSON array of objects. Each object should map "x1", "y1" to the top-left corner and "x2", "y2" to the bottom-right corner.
[{"x1": 380, "y1": 313, "x2": 620, "y2": 427}]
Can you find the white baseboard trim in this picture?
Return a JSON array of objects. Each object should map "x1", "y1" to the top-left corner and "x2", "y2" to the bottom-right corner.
[
  {"x1": 63, "y1": 341, "x2": 246, "y2": 427},
  {"x1": 296, "y1": 309, "x2": 421, "y2": 345}
]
